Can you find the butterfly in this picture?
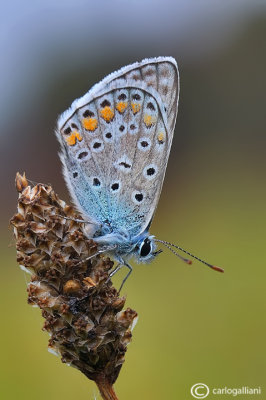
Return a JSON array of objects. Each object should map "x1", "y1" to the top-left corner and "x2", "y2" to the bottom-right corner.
[{"x1": 56, "y1": 57, "x2": 223, "y2": 291}]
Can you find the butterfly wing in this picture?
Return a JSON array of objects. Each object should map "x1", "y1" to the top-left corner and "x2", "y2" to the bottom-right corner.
[{"x1": 56, "y1": 57, "x2": 179, "y2": 236}]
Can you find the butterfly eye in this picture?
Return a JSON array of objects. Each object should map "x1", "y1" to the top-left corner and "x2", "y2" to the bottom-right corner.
[{"x1": 140, "y1": 238, "x2": 152, "y2": 257}]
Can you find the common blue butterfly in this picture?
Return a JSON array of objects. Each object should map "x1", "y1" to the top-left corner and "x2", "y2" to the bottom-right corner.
[{"x1": 56, "y1": 57, "x2": 223, "y2": 290}]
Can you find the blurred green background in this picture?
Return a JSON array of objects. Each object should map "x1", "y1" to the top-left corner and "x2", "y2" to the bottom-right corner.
[{"x1": 2, "y1": 1, "x2": 266, "y2": 399}]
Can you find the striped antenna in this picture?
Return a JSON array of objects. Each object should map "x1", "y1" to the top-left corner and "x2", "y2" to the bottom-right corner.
[{"x1": 155, "y1": 239, "x2": 224, "y2": 273}]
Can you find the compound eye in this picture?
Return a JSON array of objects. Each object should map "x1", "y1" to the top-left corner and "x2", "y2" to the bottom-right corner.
[{"x1": 140, "y1": 238, "x2": 151, "y2": 257}]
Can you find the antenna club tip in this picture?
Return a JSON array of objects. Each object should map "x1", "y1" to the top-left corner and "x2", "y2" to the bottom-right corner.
[
  {"x1": 212, "y1": 265, "x2": 224, "y2": 273},
  {"x1": 186, "y1": 259, "x2": 192, "y2": 265}
]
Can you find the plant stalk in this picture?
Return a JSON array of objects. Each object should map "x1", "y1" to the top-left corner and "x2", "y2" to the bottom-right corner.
[{"x1": 96, "y1": 378, "x2": 119, "y2": 400}]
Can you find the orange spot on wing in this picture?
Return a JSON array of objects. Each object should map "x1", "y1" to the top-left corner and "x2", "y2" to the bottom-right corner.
[
  {"x1": 82, "y1": 117, "x2": 98, "y2": 131},
  {"x1": 144, "y1": 114, "x2": 156, "y2": 127},
  {"x1": 116, "y1": 101, "x2": 128, "y2": 113},
  {"x1": 66, "y1": 133, "x2": 76, "y2": 146},
  {"x1": 65, "y1": 131, "x2": 83, "y2": 146},
  {"x1": 100, "y1": 106, "x2": 114, "y2": 122},
  {"x1": 131, "y1": 102, "x2": 141, "y2": 114},
  {"x1": 75, "y1": 131, "x2": 83, "y2": 142},
  {"x1": 157, "y1": 132, "x2": 165, "y2": 143}
]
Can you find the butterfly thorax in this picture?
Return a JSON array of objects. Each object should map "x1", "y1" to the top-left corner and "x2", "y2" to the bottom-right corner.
[{"x1": 92, "y1": 228, "x2": 157, "y2": 264}]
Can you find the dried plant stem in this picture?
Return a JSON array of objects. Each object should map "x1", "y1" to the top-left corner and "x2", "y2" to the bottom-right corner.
[{"x1": 96, "y1": 377, "x2": 119, "y2": 400}]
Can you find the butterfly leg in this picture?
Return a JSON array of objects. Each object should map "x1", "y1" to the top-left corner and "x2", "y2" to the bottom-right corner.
[
  {"x1": 75, "y1": 246, "x2": 116, "y2": 266},
  {"x1": 109, "y1": 263, "x2": 122, "y2": 278},
  {"x1": 58, "y1": 215, "x2": 96, "y2": 224},
  {"x1": 118, "y1": 262, "x2": 132, "y2": 294},
  {"x1": 109, "y1": 262, "x2": 132, "y2": 294}
]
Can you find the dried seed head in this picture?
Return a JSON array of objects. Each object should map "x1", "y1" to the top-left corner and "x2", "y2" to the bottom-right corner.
[
  {"x1": 11, "y1": 173, "x2": 138, "y2": 390},
  {"x1": 15, "y1": 171, "x2": 28, "y2": 192},
  {"x1": 63, "y1": 279, "x2": 82, "y2": 294}
]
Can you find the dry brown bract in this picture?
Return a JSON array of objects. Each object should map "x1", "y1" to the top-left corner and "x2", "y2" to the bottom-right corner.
[{"x1": 10, "y1": 172, "x2": 138, "y2": 400}]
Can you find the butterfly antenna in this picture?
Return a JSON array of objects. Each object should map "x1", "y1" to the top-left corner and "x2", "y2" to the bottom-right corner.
[
  {"x1": 158, "y1": 241, "x2": 192, "y2": 265},
  {"x1": 155, "y1": 239, "x2": 224, "y2": 273}
]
